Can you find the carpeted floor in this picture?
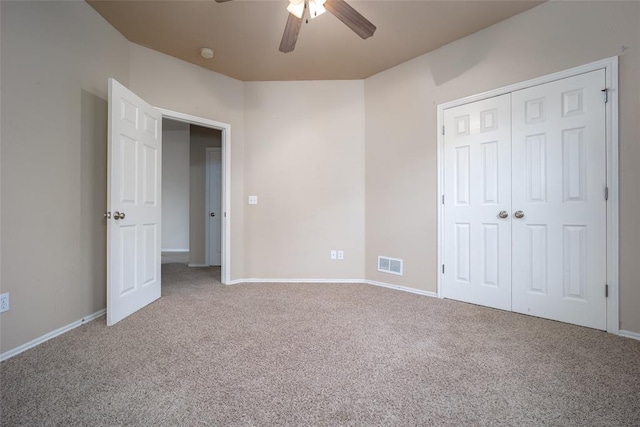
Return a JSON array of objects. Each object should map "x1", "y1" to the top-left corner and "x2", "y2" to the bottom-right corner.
[{"x1": 1, "y1": 263, "x2": 639, "y2": 426}]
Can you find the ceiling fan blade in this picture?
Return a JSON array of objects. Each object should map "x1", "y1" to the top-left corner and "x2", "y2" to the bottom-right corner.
[
  {"x1": 325, "y1": 0, "x2": 376, "y2": 39},
  {"x1": 279, "y1": 13, "x2": 303, "y2": 53}
]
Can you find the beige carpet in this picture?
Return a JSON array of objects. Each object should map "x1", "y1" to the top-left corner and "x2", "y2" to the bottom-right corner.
[{"x1": 1, "y1": 263, "x2": 639, "y2": 426}]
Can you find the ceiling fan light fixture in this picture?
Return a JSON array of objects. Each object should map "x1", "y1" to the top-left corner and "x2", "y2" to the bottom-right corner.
[
  {"x1": 286, "y1": 0, "x2": 305, "y2": 19},
  {"x1": 308, "y1": 0, "x2": 326, "y2": 19}
]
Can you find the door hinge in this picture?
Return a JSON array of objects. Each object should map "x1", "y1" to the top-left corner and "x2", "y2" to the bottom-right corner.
[
  {"x1": 442, "y1": 126, "x2": 445, "y2": 135},
  {"x1": 602, "y1": 88, "x2": 609, "y2": 103},
  {"x1": 104, "y1": 211, "x2": 111, "y2": 219},
  {"x1": 605, "y1": 186, "x2": 609, "y2": 201},
  {"x1": 605, "y1": 284, "x2": 609, "y2": 298},
  {"x1": 442, "y1": 194, "x2": 445, "y2": 205},
  {"x1": 442, "y1": 264, "x2": 445, "y2": 274}
]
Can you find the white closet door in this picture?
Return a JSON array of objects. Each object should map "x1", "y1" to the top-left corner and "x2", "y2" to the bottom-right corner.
[
  {"x1": 511, "y1": 70, "x2": 607, "y2": 330},
  {"x1": 443, "y1": 94, "x2": 512, "y2": 310}
]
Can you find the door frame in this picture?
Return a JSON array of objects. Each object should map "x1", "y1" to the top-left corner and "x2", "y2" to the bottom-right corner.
[
  {"x1": 157, "y1": 108, "x2": 232, "y2": 285},
  {"x1": 436, "y1": 56, "x2": 619, "y2": 334},
  {"x1": 205, "y1": 147, "x2": 222, "y2": 267}
]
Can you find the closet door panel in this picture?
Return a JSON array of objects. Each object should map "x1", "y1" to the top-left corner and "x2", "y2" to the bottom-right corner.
[
  {"x1": 511, "y1": 70, "x2": 607, "y2": 330},
  {"x1": 442, "y1": 94, "x2": 512, "y2": 310}
]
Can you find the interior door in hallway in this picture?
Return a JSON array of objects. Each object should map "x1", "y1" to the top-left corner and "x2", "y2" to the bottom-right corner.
[
  {"x1": 107, "y1": 78, "x2": 162, "y2": 326},
  {"x1": 442, "y1": 94, "x2": 512, "y2": 310},
  {"x1": 511, "y1": 70, "x2": 607, "y2": 330},
  {"x1": 207, "y1": 148, "x2": 222, "y2": 266}
]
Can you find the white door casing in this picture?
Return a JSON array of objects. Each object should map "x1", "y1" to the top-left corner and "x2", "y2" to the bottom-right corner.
[
  {"x1": 107, "y1": 78, "x2": 162, "y2": 326},
  {"x1": 206, "y1": 148, "x2": 222, "y2": 266},
  {"x1": 439, "y1": 62, "x2": 613, "y2": 332},
  {"x1": 157, "y1": 109, "x2": 232, "y2": 285},
  {"x1": 511, "y1": 70, "x2": 607, "y2": 330},
  {"x1": 442, "y1": 94, "x2": 512, "y2": 310}
]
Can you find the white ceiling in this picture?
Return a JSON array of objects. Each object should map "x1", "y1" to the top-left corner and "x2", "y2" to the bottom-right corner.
[{"x1": 87, "y1": 0, "x2": 544, "y2": 81}]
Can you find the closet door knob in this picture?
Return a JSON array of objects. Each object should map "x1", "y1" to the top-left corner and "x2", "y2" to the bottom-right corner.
[
  {"x1": 514, "y1": 210, "x2": 525, "y2": 219},
  {"x1": 113, "y1": 211, "x2": 126, "y2": 220},
  {"x1": 498, "y1": 211, "x2": 509, "y2": 219}
]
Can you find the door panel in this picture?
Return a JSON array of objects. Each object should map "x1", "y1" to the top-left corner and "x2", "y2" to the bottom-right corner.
[
  {"x1": 207, "y1": 149, "x2": 222, "y2": 266},
  {"x1": 511, "y1": 70, "x2": 606, "y2": 330},
  {"x1": 443, "y1": 94, "x2": 512, "y2": 310},
  {"x1": 108, "y1": 78, "x2": 162, "y2": 326}
]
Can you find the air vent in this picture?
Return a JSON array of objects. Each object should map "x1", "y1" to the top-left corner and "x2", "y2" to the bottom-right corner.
[{"x1": 378, "y1": 256, "x2": 403, "y2": 276}]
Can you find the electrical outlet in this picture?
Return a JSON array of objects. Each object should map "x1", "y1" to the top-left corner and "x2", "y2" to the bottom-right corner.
[
  {"x1": 330, "y1": 250, "x2": 337, "y2": 260},
  {"x1": 337, "y1": 250, "x2": 344, "y2": 260},
  {"x1": 0, "y1": 293, "x2": 9, "y2": 313}
]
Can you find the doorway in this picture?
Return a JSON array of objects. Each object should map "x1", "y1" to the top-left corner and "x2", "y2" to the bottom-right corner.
[
  {"x1": 107, "y1": 80, "x2": 231, "y2": 326},
  {"x1": 161, "y1": 120, "x2": 223, "y2": 269},
  {"x1": 158, "y1": 109, "x2": 231, "y2": 284}
]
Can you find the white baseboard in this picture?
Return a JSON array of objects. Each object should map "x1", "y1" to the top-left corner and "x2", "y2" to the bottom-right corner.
[
  {"x1": 0, "y1": 308, "x2": 106, "y2": 362},
  {"x1": 188, "y1": 263, "x2": 209, "y2": 268},
  {"x1": 619, "y1": 330, "x2": 640, "y2": 341},
  {"x1": 364, "y1": 279, "x2": 438, "y2": 298},
  {"x1": 227, "y1": 278, "x2": 364, "y2": 285},
  {"x1": 162, "y1": 249, "x2": 189, "y2": 253},
  {"x1": 226, "y1": 278, "x2": 438, "y2": 299}
]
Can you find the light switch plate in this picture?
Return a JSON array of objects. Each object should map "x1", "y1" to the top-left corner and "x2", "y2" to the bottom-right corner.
[
  {"x1": 248, "y1": 196, "x2": 258, "y2": 205},
  {"x1": 337, "y1": 250, "x2": 344, "y2": 260},
  {"x1": 330, "y1": 250, "x2": 337, "y2": 260}
]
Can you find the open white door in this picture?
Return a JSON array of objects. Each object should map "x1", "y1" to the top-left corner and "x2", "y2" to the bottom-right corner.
[{"x1": 107, "y1": 78, "x2": 162, "y2": 326}]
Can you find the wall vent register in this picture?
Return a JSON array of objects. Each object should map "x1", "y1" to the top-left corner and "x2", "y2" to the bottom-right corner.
[{"x1": 378, "y1": 256, "x2": 403, "y2": 276}]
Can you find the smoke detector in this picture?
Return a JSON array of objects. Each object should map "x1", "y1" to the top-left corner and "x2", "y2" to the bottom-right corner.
[{"x1": 200, "y1": 47, "x2": 214, "y2": 59}]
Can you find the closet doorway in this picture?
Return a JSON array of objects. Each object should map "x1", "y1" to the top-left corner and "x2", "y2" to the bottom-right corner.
[{"x1": 437, "y1": 58, "x2": 619, "y2": 332}]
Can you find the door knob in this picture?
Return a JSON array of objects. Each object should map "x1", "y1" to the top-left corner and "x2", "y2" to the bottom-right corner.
[
  {"x1": 210, "y1": 212, "x2": 215, "y2": 217},
  {"x1": 514, "y1": 210, "x2": 525, "y2": 219},
  {"x1": 113, "y1": 211, "x2": 126, "y2": 220},
  {"x1": 498, "y1": 211, "x2": 509, "y2": 219}
]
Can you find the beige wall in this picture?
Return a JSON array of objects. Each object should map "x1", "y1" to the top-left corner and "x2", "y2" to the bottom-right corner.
[
  {"x1": 162, "y1": 124, "x2": 190, "y2": 251},
  {"x1": 189, "y1": 125, "x2": 222, "y2": 265},
  {"x1": 243, "y1": 81, "x2": 365, "y2": 279},
  {"x1": 364, "y1": 1, "x2": 640, "y2": 332},
  {"x1": 0, "y1": 1, "x2": 130, "y2": 353},
  {"x1": 128, "y1": 44, "x2": 246, "y2": 279}
]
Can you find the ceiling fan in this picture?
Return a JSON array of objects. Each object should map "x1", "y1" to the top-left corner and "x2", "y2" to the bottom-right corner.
[{"x1": 214, "y1": 0, "x2": 376, "y2": 53}]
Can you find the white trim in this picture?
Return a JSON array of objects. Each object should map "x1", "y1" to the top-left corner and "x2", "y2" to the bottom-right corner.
[
  {"x1": 0, "y1": 309, "x2": 106, "y2": 362},
  {"x1": 437, "y1": 57, "x2": 618, "y2": 111},
  {"x1": 227, "y1": 278, "x2": 365, "y2": 285},
  {"x1": 436, "y1": 56, "x2": 619, "y2": 333},
  {"x1": 225, "y1": 278, "x2": 438, "y2": 298},
  {"x1": 188, "y1": 263, "x2": 209, "y2": 268},
  {"x1": 364, "y1": 280, "x2": 438, "y2": 298},
  {"x1": 604, "y1": 58, "x2": 619, "y2": 335},
  {"x1": 161, "y1": 249, "x2": 189, "y2": 253},
  {"x1": 205, "y1": 147, "x2": 222, "y2": 267},
  {"x1": 619, "y1": 330, "x2": 640, "y2": 341},
  {"x1": 436, "y1": 103, "x2": 445, "y2": 300},
  {"x1": 156, "y1": 108, "x2": 232, "y2": 285}
]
